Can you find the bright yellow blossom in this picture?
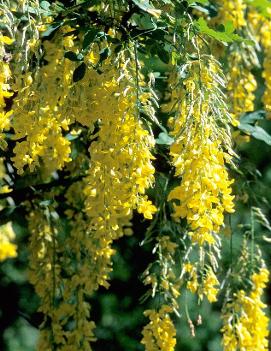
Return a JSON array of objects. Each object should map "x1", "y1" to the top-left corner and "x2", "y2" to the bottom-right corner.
[
  {"x1": 168, "y1": 60, "x2": 234, "y2": 246},
  {"x1": 227, "y1": 52, "x2": 257, "y2": 119},
  {"x1": 201, "y1": 269, "x2": 220, "y2": 302},
  {"x1": 222, "y1": 268, "x2": 270, "y2": 351},
  {"x1": 138, "y1": 197, "x2": 157, "y2": 220},
  {"x1": 0, "y1": 222, "x2": 17, "y2": 261},
  {"x1": 216, "y1": 0, "x2": 246, "y2": 28},
  {"x1": 0, "y1": 35, "x2": 13, "y2": 146},
  {"x1": 141, "y1": 306, "x2": 176, "y2": 351}
]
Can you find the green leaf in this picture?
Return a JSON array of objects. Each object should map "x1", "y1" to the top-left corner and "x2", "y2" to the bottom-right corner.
[
  {"x1": 133, "y1": 13, "x2": 156, "y2": 30},
  {"x1": 171, "y1": 51, "x2": 179, "y2": 65},
  {"x1": 132, "y1": 0, "x2": 161, "y2": 17},
  {"x1": 189, "y1": 4, "x2": 209, "y2": 14},
  {"x1": 155, "y1": 132, "x2": 174, "y2": 145},
  {"x1": 238, "y1": 124, "x2": 271, "y2": 145},
  {"x1": 40, "y1": 1, "x2": 51, "y2": 11},
  {"x1": 195, "y1": 18, "x2": 253, "y2": 45},
  {"x1": 157, "y1": 47, "x2": 170, "y2": 64},
  {"x1": 41, "y1": 23, "x2": 62, "y2": 38},
  {"x1": 63, "y1": 29, "x2": 79, "y2": 37},
  {"x1": 64, "y1": 51, "x2": 83, "y2": 61},
  {"x1": 73, "y1": 62, "x2": 86, "y2": 82},
  {"x1": 188, "y1": 0, "x2": 209, "y2": 5},
  {"x1": 114, "y1": 44, "x2": 122, "y2": 54},
  {"x1": 82, "y1": 28, "x2": 100, "y2": 50},
  {"x1": 77, "y1": 53, "x2": 84, "y2": 61},
  {"x1": 66, "y1": 133, "x2": 80, "y2": 141},
  {"x1": 240, "y1": 110, "x2": 266, "y2": 124},
  {"x1": 107, "y1": 36, "x2": 120, "y2": 44},
  {"x1": 0, "y1": 206, "x2": 17, "y2": 226},
  {"x1": 50, "y1": 1, "x2": 65, "y2": 12},
  {"x1": 39, "y1": 200, "x2": 54, "y2": 207},
  {"x1": 99, "y1": 47, "x2": 111, "y2": 63}
]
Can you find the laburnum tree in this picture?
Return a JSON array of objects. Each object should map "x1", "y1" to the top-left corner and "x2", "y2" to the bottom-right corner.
[{"x1": 0, "y1": 0, "x2": 270, "y2": 350}]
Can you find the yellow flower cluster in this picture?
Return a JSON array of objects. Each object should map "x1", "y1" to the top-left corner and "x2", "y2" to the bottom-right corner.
[
  {"x1": 57, "y1": 213, "x2": 97, "y2": 350},
  {"x1": 215, "y1": 1, "x2": 257, "y2": 121},
  {"x1": 17, "y1": 30, "x2": 157, "y2": 348},
  {"x1": 184, "y1": 263, "x2": 199, "y2": 294},
  {"x1": 12, "y1": 28, "x2": 76, "y2": 175},
  {"x1": 253, "y1": 12, "x2": 271, "y2": 111},
  {"x1": 166, "y1": 58, "x2": 234, "y2": 309},
  {"x1": 222, "y1": 268, "x2": 270, "y2": 351},
  {"x1": 0, "y1": 35, "x2": 13, "y2": 148},
  {"x1": 141, "y1": 306, "x2": 176, "y2": 351},
  {"x1": 0, "y1": 157, "x2": 16, "y2": 261},
  {"x1": 29, "y1": 206, "x2": 97, "y2": 351},
  {"x1": 168, "y1": 61, "x2": 234, "y2": 246},
  {"x1": 85, "y1": 112, "x2": 156, "y2": 223},
  {"x1": 216, "y1": 0, "x2": 246, "y2": 28},
  {"x1": 143, "y1": 235, "x2": 180, "y2": 308},
  {"x1": 184, "y1": 264, "x2": 219, "y2": 302},
  {"x1": 201, "y1": 268, "x2": 220, "y2": 302},
  {"x1": 0, "y1": 222, "x2": 17, "y2": 261},
  {"x1": 169, "y1": 135, "x2": 234, "y2": 245},
  {"x1": 227, "y1": 52, "x2": 257, "y2": 118},
  {"x1": 28, "y1": 208, "x2": 61, "y2": 349},
  {"x1": 82, "y1": 51, "x2": 156, "y2": 291},
  {"x1": 141, "y1": 235, "x2": 180, "y2": 351}
]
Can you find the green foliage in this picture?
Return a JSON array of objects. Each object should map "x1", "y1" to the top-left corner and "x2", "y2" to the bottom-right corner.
[
  {"x1": 239, "y1": 111, "x2": 271, "y2": 145},
  {"x1": 195, "y1": 18, "x2": 253, "y2": 44},
  {"x1": 4, "y1": 319, "x2": 38, "y2": 351},
  {"x1": 82, "y1": 29, "x2": 101, "y2": 50},
  {"x1": 155, "y1": 132, "x2": 174, "y2": 145},
  {"x1": 131, "y1": 0, "x2": 161, "y2": 17}
]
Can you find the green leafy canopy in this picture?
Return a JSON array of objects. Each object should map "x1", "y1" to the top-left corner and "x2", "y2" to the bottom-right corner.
[{"x1": 195, "y1": 18, "x2": 254, "y2": 45}]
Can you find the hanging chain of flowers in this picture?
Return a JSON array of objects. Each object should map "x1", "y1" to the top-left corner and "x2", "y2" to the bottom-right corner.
[{"x1": 0, "y1": 0, "x2": 270, "y2": 350}]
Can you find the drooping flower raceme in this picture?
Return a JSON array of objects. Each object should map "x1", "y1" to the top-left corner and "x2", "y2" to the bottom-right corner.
[
  {"x1": 12, "y1": 28, "x2": 76, "y2": 175},
  {"x1": 216, "y1": 0, "x2": 246, "y2": 28},
  {"x1": 83, "y1": 49, "x2": 157, "y2": 292},
  {"x1": 165, "y1": 56, "x2": 235, "y2": 305},
  {"x1": 25, "y1": 41, "x2": 157, "y2": 350},
  {"x1": 222, "y1": 267, "x2": 270, "y2": 351},
  {"x1": 0, "y1": 36, "x2": 17, "y2": 262},
  {"x1": 141, "y1": 306, "x2": 176, "y2": 351},
  {"x1": 0, "y1": 221, "x2": 17, "y2": 261},
  {"x1": 249, "y1": 9, "x2": 271, "y2": 111},
  {"x1": 168, "y1": 59, "x2": 235, "y2": 246},
  {"x1": 216, "y1": 1, "x2": 257, "y2": 121},
  {"x1": 0, "y1": 35, "x2": 13, "y2": 149}
]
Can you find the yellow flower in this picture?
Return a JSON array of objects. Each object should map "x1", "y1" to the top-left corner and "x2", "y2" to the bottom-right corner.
[
  {"x1": 169, "y1": 135, "x2": 234, "y2": 245},
  {"x1": 0, "y1": 222, "x2": 17, "y2": 261},
  {"x1": 138, "y1": 197, "x2": 157, "y2": 220},
  {"x1": 0, "y1": 35, "x2": 14, "y2": 45},
  {"x1": 222, "y1": 268, "x2": 270, "y2": 351},
  {"x1": 141, "y1": 306, "x2": 176, "y2": 351},
  {"x1": 187, "y1": 271, "x2": 198, "y2": 294},
  {"x1": 202, "y1": 269, "x2": 219, "y2": 303},
  {"x1": 216, "y1": 0, "x2": 246, "y2": 28},
  {"x1": 167, "y1": 59, "x2": 234, "y2": 246},
  {"x1": 227, "y1": 53, "x2": 257, "y2": 118}
]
